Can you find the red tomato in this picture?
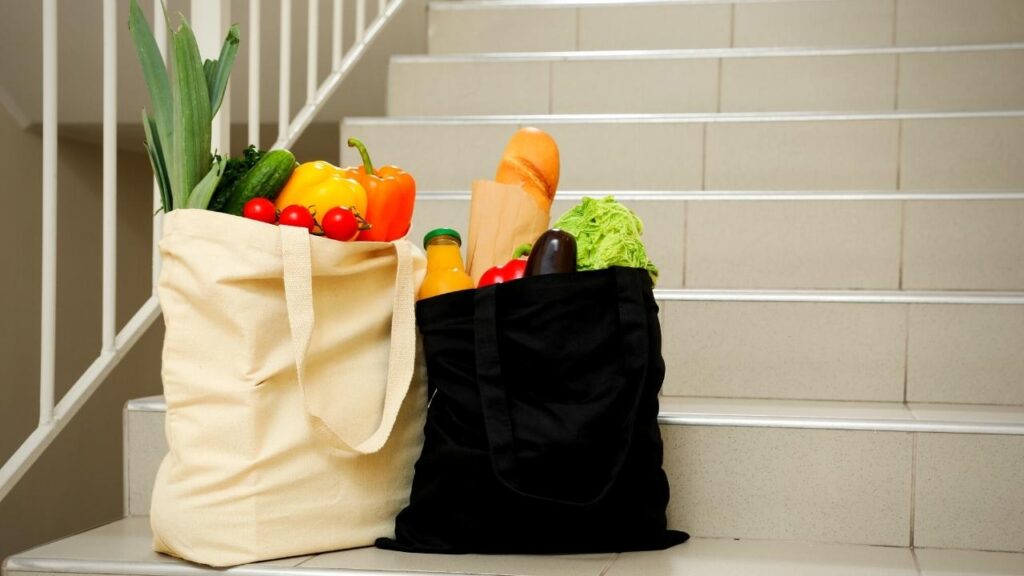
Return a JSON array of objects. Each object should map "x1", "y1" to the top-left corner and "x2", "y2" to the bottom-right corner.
[
  {"x1": 242, "y1": 198, "x2": 277, "y2": 224},
  {"x1": 320, "y1": 207, "x2": 361, "y2": 241},
  {"x1": 279, "y1": 205, "x2": 315, "y2": 233}
]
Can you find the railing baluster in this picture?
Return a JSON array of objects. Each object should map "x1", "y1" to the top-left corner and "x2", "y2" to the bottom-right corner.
[
  {"x1": 307, "y1": 0, "x2": 319, "y2": 105},
  {"x1": 279, "y1": 0, "x2": 292, "y2": 143},
  {"x1": 153, "y1": 0, "x2": 167, "y2": 293},
  {"x1": 102, "y1": 0, "x2": 117, "y2": 353},
  {"x1": 332, "y1": 0, "x2": 343, "y2": 70},
  {"x1": 249, "y1": 0, "x2": 261, "y2": 147},
  {"x1": 356, "y1": 0, "x2": 365, "y2": 43},
  {"x1": 40, "y1": 0, "x2": 57, "y2": 426},
  {"x1": 192, "y1": 1, "x2": 231, "y2": 154}
]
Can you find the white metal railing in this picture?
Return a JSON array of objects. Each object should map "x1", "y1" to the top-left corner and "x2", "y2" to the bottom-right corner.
[{"x1": 0, "y1": 0, "x2": 406, "y2": 503}]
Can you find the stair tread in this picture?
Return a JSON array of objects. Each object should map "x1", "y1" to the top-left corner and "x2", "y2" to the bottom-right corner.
[
  {"x1": 345, "y1": 109, "x2": 1024, "y2": 125},
  {"x1": 8, "y1": 517, "x2": 1024, "y2": 576},
  {"x1": 127, "y1": 396, "x2": 1024, "y2": 435},
  {"x1": 395, "y1": 42, "x2": 1024, "y2": 61}
]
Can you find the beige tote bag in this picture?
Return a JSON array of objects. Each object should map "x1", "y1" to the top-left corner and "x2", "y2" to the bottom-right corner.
[{"x1": 150, "y1": 209, "x2": 427, "y2": 567}]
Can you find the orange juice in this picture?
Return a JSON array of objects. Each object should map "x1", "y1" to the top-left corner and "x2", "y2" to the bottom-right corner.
[{"x1": 419, "y1": 228, "x2": 475, "y2": 300}]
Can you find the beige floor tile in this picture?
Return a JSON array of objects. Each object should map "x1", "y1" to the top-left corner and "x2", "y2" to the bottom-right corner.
[
  {"x1": 11, "y1": 517, "x2": 311, "y2": 567},
  {"x1": 734, "y1": 0, "x2": 896, "y2": 48},
  {"x1": 706, "y1": 120, "x2": 899, "y2": 190},
  {"x1": 663, "y1": 425, "x2": 913, "y2": 546},
  {"x1": 915, "y1": 548, "x2": 1024, "y2": 575},
  {"x1": 427, "y1": 6, "x2": 576, "y2": 54},
  {"x1": 915, "y1": 433, "x2": 1024, "y2": 551},
  {"x1": 578, "y1": 4, "x2": 731, "y2": 50},
  {"x1": 685, "y1": 200, "x2": 902, "y2": 289},
  {"x1": 303, "y1": 546, "x2": 615, "y2": 575},
  {"x1": 548, "y1": 122, "x2": 704, "y2": 190},
  {"x1": 899, "y1": 50, "x2": 1024, "y2": 111},
  {"x1": 900, "y1": 117, "x2": 1024, "y2": 190},
  {"x1": 126, "y1": 410, "x2": 167, "y2": 517},
  {"x1": 550, "y1": 198, "x2": 685, "y2": 288},
  {"x1": 896, "y1": 0, "x2": 1024, "y2": 46},
  {"x1": 389, "y1": 60, "x2": 550, "y2": 116},
  {"x1": 607, "y1": 538, "x2": 917, "y2": 576},
  {"x1": 659, "y1": 396, "x2": 915, "y2": 422},
  {"x1": 340, "y1": 122, "x2": 514, "y2": 191},
  {"x1": 903, "y1": 200, "x2": 1024, "y2": 291},
  {"x1": 409, "y1": 198, "x2": 472, "y2": 253},
  {"x1": 906, "y1": 305, "x2": 1024, "y2": 405},
  {"x1": 722, "y1": 55, "x2": 897, "y2": 112},
  {"x1": 660, "y1": 301, "x2": 907, "y2": 402},
  {"x1": 552, "y1": 58, "x2": 718, "y2": 114}
]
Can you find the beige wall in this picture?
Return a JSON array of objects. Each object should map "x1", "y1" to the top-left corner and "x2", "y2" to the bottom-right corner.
[{"x1": 0, "y1": 105, "x2": 164, "y2": 561}]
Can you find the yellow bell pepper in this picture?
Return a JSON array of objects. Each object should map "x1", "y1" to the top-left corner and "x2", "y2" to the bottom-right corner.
[{"x1": 274, "y1": 161, "x2": 368, "y2": 220}]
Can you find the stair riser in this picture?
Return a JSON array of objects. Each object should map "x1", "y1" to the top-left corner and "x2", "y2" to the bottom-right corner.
[
  {"x1": 429, "y1": 0, "x2": 1024, "y2": 54},
  {"x1": 123, "y1": 411, "x2": 1024, "y2": 551},
  {"x1": 390, "y1": 49, "x2": 1024, "y2": 115},
  {"x1": 411, "y1": 198, "x2": 1024, "y2": 291},
  {"x1": 661, "y1": 301, "x2": 1024, "y2": 404},
  {"x1": 339, "y1": 116, "x2": 1024, "y2": 193},
  {"x1": 666, "y1": 426, "x2": 1024, "y2": 551}
]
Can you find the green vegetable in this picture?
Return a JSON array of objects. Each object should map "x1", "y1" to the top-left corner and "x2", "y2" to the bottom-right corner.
[
  {"x1": 552, "y1": 196, "x2": 658, "y2": 285},
  {"x1": 209, "y1": 145, "x2": 265, "y2": 212},
  {"x1": 129, "y1": 0, "x2": 240, "y2": 212},
  {"x1": 222, "y1": 149, "x2": 298, "y2": 216}
]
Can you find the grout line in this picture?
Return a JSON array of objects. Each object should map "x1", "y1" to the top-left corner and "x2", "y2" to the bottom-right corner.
[
  {"x1": 895, "y1": 119, "x2": 904, "y2": 192},
  {"x1": 701, "y1": 123, "x2": 709, "y2": 191},
  {"x1": 911, "y1": 547, "x2": 924, "y2": 575},
  {"x1": 716, "y1": 56, "x2": 724, "y2": 113},
  {"x1": 598, "y1": 554, "x2": 618, "y2": 576},
  {"x1": 548, "y1": 61, "x2": 554, "y2": 114},
  {"x1": 894, "y1": 53, "x2": 902, "y2": 111},
  {"x1": 903, "y1": 301, "x2": 911, "y2": 403},
  {"x1": 891, "y1": 0, "x2": 900, "y2": 47},
  {"x1": 909, "y1": 432, "x2": 918, "y2": 550},
  {"x1": 682, "y1": 201, "x2": 689, "y2": 287},
  {"x1": 729, "y1": 2, "x2": 736, "y2": 48},
  {"x1": 898, "y1": 199, "x2": 907, "y2": 290}
]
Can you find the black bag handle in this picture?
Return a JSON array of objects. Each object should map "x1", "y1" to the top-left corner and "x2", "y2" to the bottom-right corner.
[{"x1": 473, "y1": 267, "x2": 651, "y2": 507}]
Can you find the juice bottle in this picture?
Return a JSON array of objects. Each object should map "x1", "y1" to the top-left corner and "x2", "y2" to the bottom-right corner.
[{"x1": 419, "y1": 228, "x2": 475, "y2": 300}]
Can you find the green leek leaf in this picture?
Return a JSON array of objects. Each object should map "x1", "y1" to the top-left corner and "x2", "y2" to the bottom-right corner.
[
  {"x1": 170, "y1": 18, "x2": 212, "y2": 209},
  {"x1": 142, "y1": 109, "x2": 173, "y2": 212},
  {"x1": 207, "y1": 25, "x2": 240, "y2": 116},
  {"x1": 128, "y1": 0, "x2": 174, "y2": 176},
  {"x1": 185, "y1": 157, "x2": 226, "y2": 209}
]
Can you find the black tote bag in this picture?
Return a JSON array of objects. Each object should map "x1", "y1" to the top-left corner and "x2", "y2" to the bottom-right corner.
[{"x1": 377, "y1": 267, "x2": 688, "y2": 554}]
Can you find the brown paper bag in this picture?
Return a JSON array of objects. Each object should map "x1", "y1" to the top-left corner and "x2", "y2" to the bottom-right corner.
[{"x1": 466, "y1": 180, "x2": 550, "y2": 284}]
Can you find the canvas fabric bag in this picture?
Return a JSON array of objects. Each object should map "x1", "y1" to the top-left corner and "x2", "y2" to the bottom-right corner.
[{"x1": 150, "y1": 209, "x2": 427, "y2": 567}]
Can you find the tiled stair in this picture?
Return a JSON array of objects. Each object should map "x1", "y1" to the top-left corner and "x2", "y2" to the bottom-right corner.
[{"x1": 5, "y1": 0, "x2": 1024, "y2": 574}]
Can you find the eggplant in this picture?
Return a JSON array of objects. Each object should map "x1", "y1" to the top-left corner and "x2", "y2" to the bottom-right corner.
[{"x1": 524, "y1": 229, "x2": 577, "y2": 277}]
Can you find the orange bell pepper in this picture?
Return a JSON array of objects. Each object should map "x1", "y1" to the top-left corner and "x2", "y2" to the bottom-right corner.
[{"x1": 346, "y1": 138, "x2": 416, "y2": 242}]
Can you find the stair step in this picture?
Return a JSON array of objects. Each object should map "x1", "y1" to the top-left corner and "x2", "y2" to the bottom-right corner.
[
  {"x1": 339, "y1": 111, "x2": 1024, "y2": 193},
  {"x1": 123, "y1": 396, "x2": 1024, "y2": 550},
  {"x1": 389, "y1": 44, "x2": 1024, "y2": 115},
  {"x1": 6, "y1": 516, "x2": 1024, "y2": 576},
  {"x1": 428, "y1": 0, "x2": 1024, "y2": 54},
  {"x1": 409, "y1": 191, "x2": 1024, "y2": 291}
]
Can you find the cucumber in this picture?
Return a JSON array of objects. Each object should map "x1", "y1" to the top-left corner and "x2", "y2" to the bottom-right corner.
[{"x1": 223, "y1": 149, "x2": 297, "y2": 216}]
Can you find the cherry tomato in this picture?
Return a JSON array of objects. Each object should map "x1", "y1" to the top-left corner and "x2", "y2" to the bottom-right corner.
[
  {"x1": 242, "y1": 198, "x2": 277, "y2": 224},
  {"x1": 279, "y1": 205, "x2": 315, "y2": 233},
  {"x1": 320, "y1": 207, "x2": 362, "y2": 242}
]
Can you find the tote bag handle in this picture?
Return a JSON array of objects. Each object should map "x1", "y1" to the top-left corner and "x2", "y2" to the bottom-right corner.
[
  {"x1": 280, "y1": 225, "x2": 417, "y2": 455},
  {"x1": 473, "y1": 267, "x2": 651, "y2": 507}
]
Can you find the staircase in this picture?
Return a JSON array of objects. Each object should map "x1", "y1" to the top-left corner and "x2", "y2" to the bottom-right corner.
[{"x1": 6, "y1": 0, "x2": 1024, "y2": 574}]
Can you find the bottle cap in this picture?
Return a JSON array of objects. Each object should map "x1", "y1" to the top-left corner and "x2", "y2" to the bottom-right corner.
[{"x1": 423, "y1": 228, "x2": 462, "y2": 248}]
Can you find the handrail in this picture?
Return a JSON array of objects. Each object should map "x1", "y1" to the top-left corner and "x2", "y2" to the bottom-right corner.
[{"x1": 1, "y1": 0, "x2": 408, "y2": 504}]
